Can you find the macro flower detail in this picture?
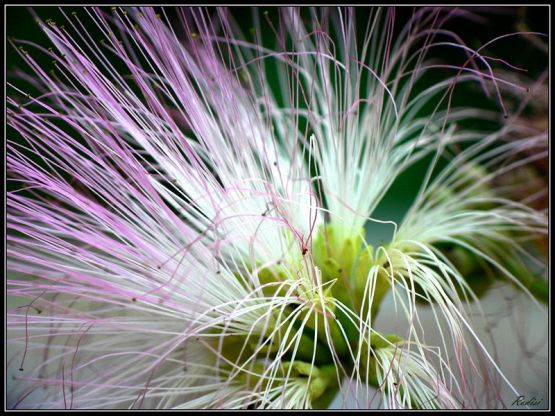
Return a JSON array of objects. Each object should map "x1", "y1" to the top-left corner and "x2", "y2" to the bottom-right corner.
[{"x1": 7, "y1": 6, "x2": 548, "y2": 409}]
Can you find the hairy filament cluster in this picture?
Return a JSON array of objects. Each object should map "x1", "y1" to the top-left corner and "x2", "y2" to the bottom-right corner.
[{"x1": 7, "y1": 6, "x2": 548, "y2": 409}]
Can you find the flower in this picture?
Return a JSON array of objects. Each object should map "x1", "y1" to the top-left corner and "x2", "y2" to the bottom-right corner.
[{"x1": 7, "y1": 6, "x2": 548, "y2": 409}]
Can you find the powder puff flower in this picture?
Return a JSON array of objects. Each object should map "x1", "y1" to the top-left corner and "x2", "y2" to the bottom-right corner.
[{"x1": 7, "y1": 6, "x2": 548, "y2": 409}]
